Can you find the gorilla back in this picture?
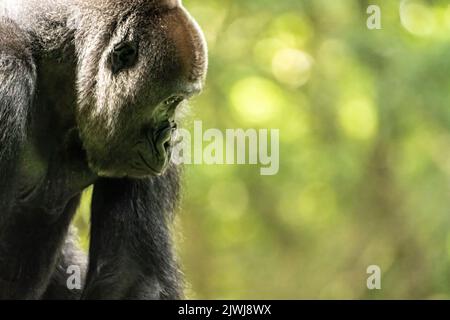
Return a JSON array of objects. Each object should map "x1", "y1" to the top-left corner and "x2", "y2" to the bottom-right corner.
[{"x1": 0, "y1": 0, "x2": 207, "y2": 299}]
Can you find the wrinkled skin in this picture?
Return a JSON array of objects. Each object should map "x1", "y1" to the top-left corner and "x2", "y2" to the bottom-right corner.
[{"x1": 0, "y1": 0, "x2": 207, "y2": 299}]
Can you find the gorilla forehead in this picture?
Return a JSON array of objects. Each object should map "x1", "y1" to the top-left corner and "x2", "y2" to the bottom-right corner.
[
  {"x1": 72, "y1": 0, "x2": 185, "y2": 31},
  {"x1": 79, "y1": 0, "x2": 181, "y2": 12}
]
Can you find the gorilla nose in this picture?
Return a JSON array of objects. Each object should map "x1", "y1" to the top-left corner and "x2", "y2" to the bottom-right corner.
[
  {"x1": 161, "y1": 95, "x2": 184, "y2": 115},
  {"x1": 164, "y1": 80, "x2": 203, "y2": 107},
  {"x1": 153, "y1": 81, "x2": 202, "y2": 123}
]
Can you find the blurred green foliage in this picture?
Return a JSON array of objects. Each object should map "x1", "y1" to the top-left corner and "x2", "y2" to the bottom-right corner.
[{"x1": 75, "y1": 0, "x2": 450, "y2": 299}]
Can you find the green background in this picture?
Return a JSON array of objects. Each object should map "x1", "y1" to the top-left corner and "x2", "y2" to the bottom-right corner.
[{"x1": 75, "y1": 0, "x2": 450, "y2": 299}]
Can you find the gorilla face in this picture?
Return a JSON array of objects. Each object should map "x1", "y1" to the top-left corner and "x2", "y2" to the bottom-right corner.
[{"x1": 74, "y1": 0, "x2": 207, "y2": 178}]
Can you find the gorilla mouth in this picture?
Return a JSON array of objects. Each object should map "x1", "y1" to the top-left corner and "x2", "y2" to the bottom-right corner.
[
  {"x1": 153, "y1": 120, "x2": 178, "y2": 153},
  {"x1": 151, "y1": 95, "x2": 183, "y2": 153},
  {"x1": 136, "y1": 120, "x2": 177, "y2": 176},
  {"x1": 133, "y1": 96, "x2": 184, "y2": 177},
  {"x1": 154, "y1": 121, "x2": 176, "y2": 146}
]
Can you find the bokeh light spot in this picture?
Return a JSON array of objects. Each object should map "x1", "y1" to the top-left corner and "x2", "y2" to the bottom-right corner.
[
  {"x1": 230, "y1": 77, "x2": 284, "y2": 125},
  {"x1": 272, "y1": 48, "x2": 313, "y2": 88},
  {"x1": 400, "y1": 0, "x2": 436, "y2": 37},
  {"x1": 338, "y1": 97, "x2": 378, "y2": 141}
]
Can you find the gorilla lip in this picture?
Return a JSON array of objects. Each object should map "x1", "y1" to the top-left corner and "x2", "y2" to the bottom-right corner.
[{"x1": 154, "y1": 121, "x2": 177, "y2": 144}]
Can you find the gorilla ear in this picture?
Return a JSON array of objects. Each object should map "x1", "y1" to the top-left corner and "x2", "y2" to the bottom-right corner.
[{"x1": 110, "y1": 41, "x2": 138, "y2": 74}]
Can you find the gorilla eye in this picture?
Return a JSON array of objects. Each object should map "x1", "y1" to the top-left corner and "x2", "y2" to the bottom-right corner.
[{"x1": 110, "y1": 42, "x2": 138, "y2": 74}]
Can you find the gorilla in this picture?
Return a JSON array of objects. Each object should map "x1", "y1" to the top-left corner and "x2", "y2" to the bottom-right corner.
[{"x1": 0, "y1": 0, "x2": 207, "y2": 299}]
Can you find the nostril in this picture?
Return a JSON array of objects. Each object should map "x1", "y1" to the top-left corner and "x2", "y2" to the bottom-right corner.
[
  {"x1": 157, "y1": 82, "x2": 203, "y2": 116},
  {"x1": 162, "y1": 95, "x2": 185, "y2": 115},
  {"x1": 163, "y1": 95, "x2": 184, "y2": 106}
]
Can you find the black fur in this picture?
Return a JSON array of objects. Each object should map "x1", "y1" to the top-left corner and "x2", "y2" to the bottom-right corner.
[
  {"x1": 83, "y1": 168, "x2": 182, "y2": 299},
  {"x1": 0, "y1": 0, "x2": 207, "y2": 300},
  {"x1": 0, "y1": 17, "x2": 36, "y2": 215}
]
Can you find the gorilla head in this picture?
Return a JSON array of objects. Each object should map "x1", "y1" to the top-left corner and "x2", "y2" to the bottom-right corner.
[{"x1": 74, "y1": 0, "x2": 207, "y2": 178}]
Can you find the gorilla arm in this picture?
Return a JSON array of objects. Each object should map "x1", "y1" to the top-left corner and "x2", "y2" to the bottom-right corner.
[
  {"x1": 0, "y1": 19, "x2": 93, "y2": 299},
  {"x1": 0, "y1": 17, "x2": 36, "y2": 214},
  {"x1": 0, "y1": 18, "x2": 43, "y2": 298},
  {"x1": 83, "y1": 166, "x2": 183, "y2": 300}
]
